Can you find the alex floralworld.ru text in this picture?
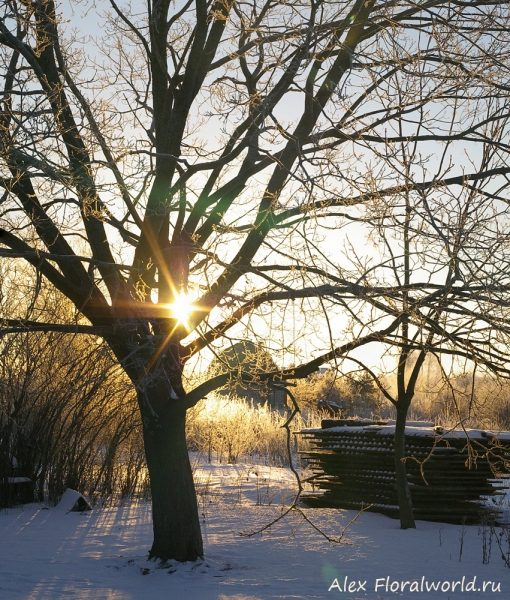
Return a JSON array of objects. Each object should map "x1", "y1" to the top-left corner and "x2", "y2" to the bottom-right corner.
[{"x1": 328, "y1": 576, "x2": 501, "y2": 593}]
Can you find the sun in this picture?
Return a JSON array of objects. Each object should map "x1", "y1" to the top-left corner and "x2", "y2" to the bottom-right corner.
[{"x1": 169, "y1": 292, "x2": 195, "y2": 325}]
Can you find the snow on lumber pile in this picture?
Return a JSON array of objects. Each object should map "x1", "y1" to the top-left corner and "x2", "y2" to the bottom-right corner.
[{"x1": 298, "y1": 420, "x2": 510, "y2": 524}]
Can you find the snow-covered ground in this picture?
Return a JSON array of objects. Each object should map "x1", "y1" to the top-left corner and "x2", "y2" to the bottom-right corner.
[{"x1": 1, "y1": 460, "x2": 509, "y2": 599}]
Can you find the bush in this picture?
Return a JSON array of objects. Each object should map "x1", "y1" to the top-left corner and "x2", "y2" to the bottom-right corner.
[
  {"x1": 0, "y1": 331, "x2": 144, "y2": 506},
  {"x1": 187, "y1": 394, "x2": 321, "y2": 466}
]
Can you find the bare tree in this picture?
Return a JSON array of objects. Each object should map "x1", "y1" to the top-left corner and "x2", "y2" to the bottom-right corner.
[
  {"x1": 316, "y1": 98, "x2": 510, "y2": 528},
  {"x1": 1, "y1": 0, "x2": 510, "y2": 560}
]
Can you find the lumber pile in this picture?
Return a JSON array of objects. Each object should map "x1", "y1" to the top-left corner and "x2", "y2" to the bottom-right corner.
[{"x1": 298, "y1": 420, "x2": 510, "y2": 524}]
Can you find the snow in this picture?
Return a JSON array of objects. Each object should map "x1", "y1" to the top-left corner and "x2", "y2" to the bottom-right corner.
[
  {"x1": 303, "y1": 423, "x2": 510, "y2": 440},
  {"x1": 1, "y1": 460, "x2": 509, "y2": 599},
  {"x1": 55, "y1": 489, "x2": 92, "y2": 513},
  {"x1": 6, "y1": 477, "x2": 31, "y2": 484}
]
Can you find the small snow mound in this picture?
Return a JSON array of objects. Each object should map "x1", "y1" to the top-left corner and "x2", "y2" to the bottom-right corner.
[{"x1": 55, "y1": 488, "x2": 91, "y2": 512}]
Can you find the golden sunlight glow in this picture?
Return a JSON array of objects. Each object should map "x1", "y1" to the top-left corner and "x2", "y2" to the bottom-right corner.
[{"x1": 169, "y1": 292, "x2": 195, "y2": 325}]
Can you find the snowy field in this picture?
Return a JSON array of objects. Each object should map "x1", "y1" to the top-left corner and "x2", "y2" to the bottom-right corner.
[{"x1": 1, "y1": 461, "x2": 509, "y2": 600}]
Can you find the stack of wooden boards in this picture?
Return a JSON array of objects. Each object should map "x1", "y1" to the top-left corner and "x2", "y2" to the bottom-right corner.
[{"x1": 299, "y1": 420, "x2": 510, "y2": 524}]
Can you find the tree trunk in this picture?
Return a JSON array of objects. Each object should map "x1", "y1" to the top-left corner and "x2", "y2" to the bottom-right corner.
[
  {"x1": 394, "y1": 403, "x2": 415, "y2": 529},
  {"x1": 138, "y1": 385, "x2": 203, "y2": 562}
]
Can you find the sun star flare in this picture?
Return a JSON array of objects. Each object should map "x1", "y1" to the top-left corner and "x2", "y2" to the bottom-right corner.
[{"x1": 169, "y1": 292, "x2": 195, "y2": 326}]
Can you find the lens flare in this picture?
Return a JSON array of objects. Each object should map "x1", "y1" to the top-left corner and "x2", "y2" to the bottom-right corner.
[{"x1": 169, "y1": 292, "x2": 195, "y2": 325}]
